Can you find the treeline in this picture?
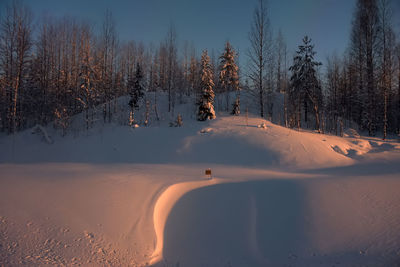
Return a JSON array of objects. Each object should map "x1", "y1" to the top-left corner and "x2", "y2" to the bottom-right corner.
[
  {"x1": 248, "y1": 0, "x2": 400, "y2": 139},
  {"x1": 0, "y1": 3, "x2": 214, "y2": 135},
  {"x1": 0, "y1": 0, "x2": 399, "y2": 138},
  {"x1": 324, "y1": 0, "x2": 400, "y2": 138}
]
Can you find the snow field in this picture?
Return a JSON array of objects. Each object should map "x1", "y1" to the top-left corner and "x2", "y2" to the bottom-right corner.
[{"x1": 0, "y1": 110, "x2": 399, "y2": 266}]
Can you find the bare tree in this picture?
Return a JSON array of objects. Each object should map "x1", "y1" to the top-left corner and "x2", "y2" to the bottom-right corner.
[
  {"x1": 0, "y1": 0, "x2": 32, "y2": 133},
  {"x1": 397, "y1": 44, "x2": 400, "y2": 133},
  {"x1": 351, "y1": 0, "x2": 380, "y2": 135},
  {"x1": 378, "y1": 0, "x2": 395, "y2": 139},
  {"x1": 100, "y1": 9, "x2": 118, "y2": 123},
  {"x1": 326, "y1": 54, "x2": 342, "y2": 135},
  {"x1": 247, "y1": 0, "x2": 271, "y2": 118},
  {"x1": 77, "y1": 24, "x2": 97, "y2": 131},
  {"x1": 274, "y1": 30, "x2": 289, "y2": 126},
  {"x1": 166, "y1": 23, "x2": 177, "y2": 113}
]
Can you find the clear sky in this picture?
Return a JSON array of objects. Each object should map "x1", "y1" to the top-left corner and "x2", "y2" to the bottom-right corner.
[{"x1": 1, "y1": 0, "x2": 399, "y2": 68}]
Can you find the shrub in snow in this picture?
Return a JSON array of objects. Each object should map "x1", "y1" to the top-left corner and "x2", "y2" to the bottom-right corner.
[
  {"x1": 169, "y1": 114, "x2": 183, "y2": 127},
  {"x1": 128, "y1": 111, "x2": 135, "y2": 127},
  {"x1": 344, "y1": 128, "x2": 361, "y2": 138},
  {"x1": 231, "y1": 98, "x2": 240, "y2": 116},
  {"x1": 176, "y1": 114, "x2": 183, "y2": 127},
  {"x1": 258, "y1": 123, "x2": 267, "y2": 129},
  {"x1": 31, "y1": 125, "x2": 53, "y2": 144},
  {"x1": 144, "y1": 100, "x2": 150, "y2": 126},
  {"x1": 54, "y1": 108, "x2": 70, "y2": 137},
  {"x1": 200, "y1": 128, "x2": 213, "y2": 134}
]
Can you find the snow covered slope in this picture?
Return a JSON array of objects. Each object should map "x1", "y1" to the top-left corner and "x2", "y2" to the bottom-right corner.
[{"x1": 1, "y1": 112, "x2": 400, "y2": 266}]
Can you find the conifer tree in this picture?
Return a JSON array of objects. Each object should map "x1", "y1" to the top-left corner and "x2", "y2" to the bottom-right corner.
[
  {"x1": 219, "y1": 42, "x2": 240, "y2": 115},
  {"x1": 128, "y1": 63, "x2": 144, "y2": 125},
  {"x1": 289, "y1": 36, "x2": 322, "y2": 131},
  {"x1": 197, "y1": 50, "x2": 216, "y2": 121}
]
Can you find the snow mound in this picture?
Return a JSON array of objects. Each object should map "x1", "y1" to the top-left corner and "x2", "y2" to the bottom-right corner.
[
  {"x1": 257, "y1": 122, "x2": 267, "y2": 129},
  {"x1": 1, "y1": 111, "x2": 400, "y2": 266},
  {"x1": 159, "y1": 176, "x2": 400, "y2": 267},
  {"x1": 31, "y1": 124, "x2": 53, "y2": 144},
  {"x1": 343, "y1": 128, "x2": 361, "y2": 138},
  {"x1": 199, "y1": 127, "x2": 213, "y2": 134}
]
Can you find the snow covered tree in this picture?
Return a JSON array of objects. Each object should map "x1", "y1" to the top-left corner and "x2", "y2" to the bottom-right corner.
[
  {"x1": 219, "y1": 42, "x2": 240, "y2": 115},
  {"x1": 197, "y1": 50, "x2": 216, "y2": 121},
  {"x1": 128, "y1": 63, "x2": 144, "y2": 125},
  {"x1": 289, "y1": 36, "x2": 322, "y2": 131}
]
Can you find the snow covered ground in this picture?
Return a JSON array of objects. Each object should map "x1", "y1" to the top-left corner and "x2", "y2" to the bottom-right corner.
[{"x1": 1, "y1": 100, "x2": 400, "y2": 266}]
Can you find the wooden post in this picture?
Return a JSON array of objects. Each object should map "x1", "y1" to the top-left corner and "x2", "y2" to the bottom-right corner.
[
  {"x1": 205, "y1": 169, "x2": 212, "y2": 179},
  {"x1": 246, "y1": 107, "x2": 248, "y2": 127}
]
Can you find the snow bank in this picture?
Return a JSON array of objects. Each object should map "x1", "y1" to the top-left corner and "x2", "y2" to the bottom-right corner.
[
  {"x1": 1, "y1": 110, "x2": 399, "y2": 266},
  {"x1": 150, "y1": 178, "x2": 225, "y2": 265},
  {"x1": 159, "y1": 175, "x2": 400, "y2": 266}
]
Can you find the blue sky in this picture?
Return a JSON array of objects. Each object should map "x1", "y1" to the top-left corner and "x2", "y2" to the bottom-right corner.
[{"x1": 1, "y1": 0, "x2": 399, "y2": 68}]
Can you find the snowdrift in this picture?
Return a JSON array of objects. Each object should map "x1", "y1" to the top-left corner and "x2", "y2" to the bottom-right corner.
[
  {"x1": 1, "y1": 106, "x2": 400, "y2": 266},
  {"x1": 160, "y1": 176, "x2": 400, "y2": 267}
]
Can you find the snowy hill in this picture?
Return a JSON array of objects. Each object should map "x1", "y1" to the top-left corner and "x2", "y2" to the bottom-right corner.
[{"x1": 1, "y1": 96, "x2": 400, "y2": 266}]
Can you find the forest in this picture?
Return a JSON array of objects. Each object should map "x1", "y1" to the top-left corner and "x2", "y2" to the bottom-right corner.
[{"x1": 0, "y1": 0, "x2": 399, "y2": 139}]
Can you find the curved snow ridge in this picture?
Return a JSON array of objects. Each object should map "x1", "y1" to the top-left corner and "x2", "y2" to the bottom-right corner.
[{"x1": 149, "y1": 177, "x2": 225, "y2": 265}]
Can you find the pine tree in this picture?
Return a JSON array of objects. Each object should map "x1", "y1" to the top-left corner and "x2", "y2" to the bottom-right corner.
[
  {"x1": 197, "y1": 50, "x2": 216, "y2": 121},
  {"x1": 289, "y1": 36, "x2": 322, "y2": 131},
  {"x1": 129, "y1": 63, "x2": 145, "y2": 109},
  {"x1": 219, "y1": 42, "x2": 240, "y2": 115},
  {"x1": 128, "y1": 63, "x2": 144, "y2": 125}
]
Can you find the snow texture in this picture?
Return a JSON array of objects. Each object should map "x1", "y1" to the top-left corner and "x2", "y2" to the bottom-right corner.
[{"x1": 1, "y1": 94, "x2": 400, "y2": 266}]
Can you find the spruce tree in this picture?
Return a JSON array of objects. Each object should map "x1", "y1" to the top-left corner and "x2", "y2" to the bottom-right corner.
[
  {"x1": 197, "y1": 50, "x2": 216, "y2": 121},
  {"x1": 219, "y1": 42, "x2": 240, "y2": 114},
  {"x1": 128, "y1": 63, "x2": 144, "y2": 125},
  {"x1": 289, "y1": 36, "x2": 322, "y2": 131}
]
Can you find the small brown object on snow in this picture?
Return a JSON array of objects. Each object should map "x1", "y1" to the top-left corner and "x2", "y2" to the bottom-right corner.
[{"x1": 205, "y1": 169, "x2": 212, "y2": 179}]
